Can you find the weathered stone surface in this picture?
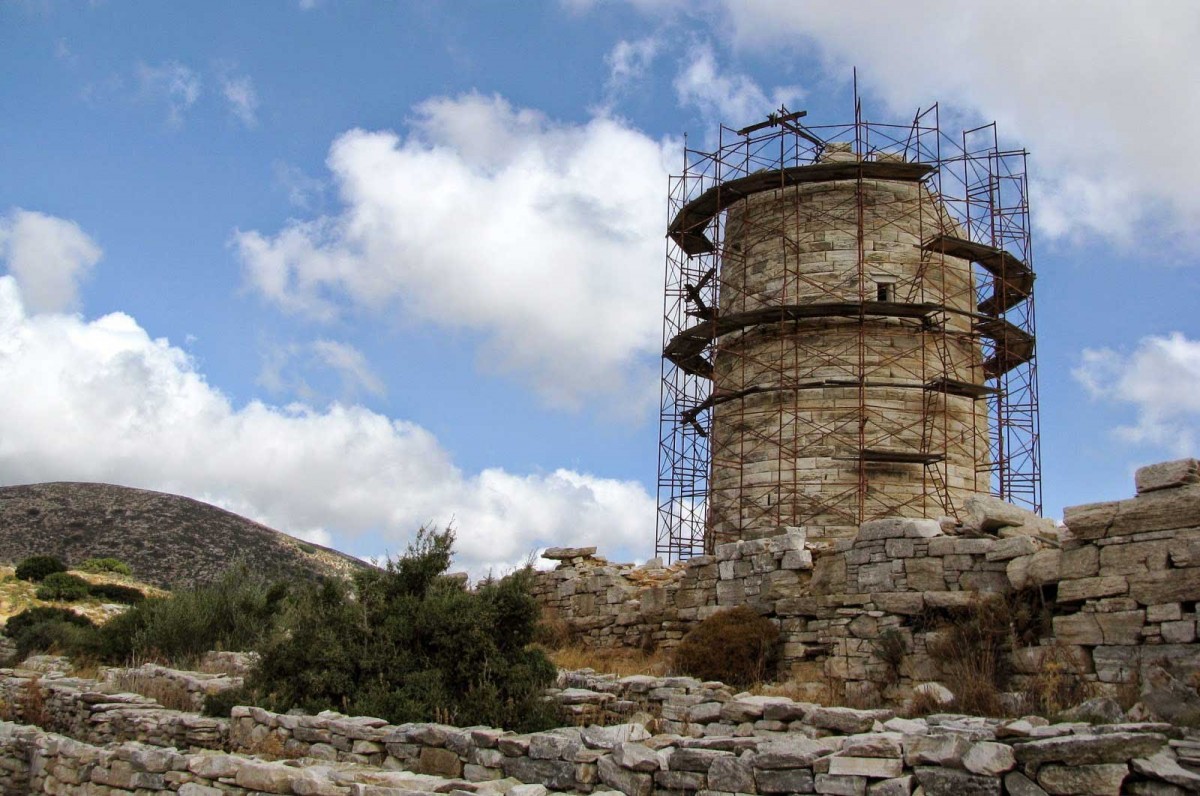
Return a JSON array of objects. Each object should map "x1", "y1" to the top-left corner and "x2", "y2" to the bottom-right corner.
[
  {"x1": 1056, "y1": 576, "x2": 1128, "y2": 602},
  {"x1": 596, "y1": 755, "x2": 652, "y2": 796},
  {"x1": 669, "y1": 747, "x2": 732, "y2": 771},
  {"x1": 964, "y1": 494, "x2": 1043, "y2": 531},
  {"x1": 1065, "y1": 485, "x2": 1200, "y2": 540},
  {"x1": 913, "y1": 766, "x2": 1001, "y2": 796},
  {"x1": 720, "y1": 696, "x2": 793, "y2": 723},
  {"x1": 235, "y1": 761, "x2": 298, "y2": 794},
  {"x1": 904, "y1": 558, "x2": 946, "y2": 592},
  {"x1": 707, "y1": 755, "x2": 755, "y2": 792},
  {"x1": 814, "y1": 772, "x2": 867, "y2": 794},
  {"x1": 828, "y1": 756, "x2": 903, "y2": 778},
  {"x1": 840, "y1": 733, "x2": 902, "y2": 759},
  {"x1": 755, "y1": 767, "x2": 816, "y2": 793},
  {"x1": 903, "y1": 734, "x2": 970, "y2": 767},
  {"x1": 985, "y1": 535, "x2": 1040, "y2": 562},
  {"x1": 1036, "y1": 763, "x2": 1127, "y2": 795},
  {"x1": 610, "y1": 742, "x2": 662, "y2": 773},
  {"x1": 502, "y1": 756, "x2": 577, "y2": 790},
  {"x1": 543, "y1": 546, "x2": 597, "y2": 560},
  {"x1": 871, "y1": 592, "x2": 924, "y2": 615},
  {"x1": 961, "y1": 741, "x2": 1015, "y2": 776},
  {"x1": 1129, "y1": 568, "x2": 1200, "y2": 605},
  {"x1": 654, "y1": 769, "x2": 707, "y2": 790},
  {"x1": 1012, "y1": 732, "x2": 1166, "y2": 766},
  {"x1": 753, "y1": 737, "x2": 838, "y2": 768},
  {"x1": 1132, "y1": 751, "x2": 1200, "y2": 790},
  {"x1": 806, "y1": 707, "x2": 893, "y2": 734},
  {"x1": 1096, "y1": 610, "x2": 1146, "y2": 645},
  {"x1": 1139, "y1": 665, "x2": 1200, "y2": 724},
  {"x1": 1003, "y1": 771, "x2": 1049, "y2": 796},
  {"x1": 1007, "y1": 549, "x2": 1061, "y2": 589},
  {"x1": 1136, "y1": 459, "x2": 1200, "y2": 494},
  {"x1": 865, "y1": 776, "x2": 913, "y2": 796},
  {"x1": 580, "y1": 724, "x2": 650, "y2": 750},
  {"x1": 1052, "y1": 613, "x2": 1103, "y2": 645}
]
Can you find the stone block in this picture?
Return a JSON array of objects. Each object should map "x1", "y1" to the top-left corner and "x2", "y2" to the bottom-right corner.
[
  {"x1": 964, "y1": 493, "x2": 1043, "y2": 531},
  {"x1": 912, "y1": 766, "x2": 1001, "y2": 796},
  {"x1": 1161, "y1": 619, "x2": 1196, "y2": 643},
  {"x1": 654, "y1": 769, "x2": 706, "y2": 790},
  {"x1": 904, "y1": 558, "x2": 945, "y2": 592},
  {"x1": 1003, "y1": 771, "x2": 1049, "y2": 796},
  {"x1": 902, "y1": 734, "x2": 970, "y2": 767},
  {"x1": 597, "y1": 755, "x2": 652, "y2": 796},
  {"x1": 866, "y1": 776, "x2": 913, "y2": 796},
  {"x1": 1036, "y1": 763, "x2": 1126, "y2": 795},
  {"x1": 858, "y1": 562, "x2": 896, "y2": 591},
  {"x1": 707, "y1": 756, "x2": 755, "y2": 792},
  {"x1": 885, "y1": 538, "x2": 915, "y2": 558},
  {"x1": 418, "y1": 747, "x2": 463, "y2": 777},
  {"x1": 985, "y1": 536, "x2": 1040, "y2": 562},
  {"x1": 959, "y1": 570, "x2": 1009, "y2": 593},
  {"x1": 1129, "y1": 568, "x2": 1200, "y2": 604},
  {"x1": 828, "y1": 757, "x2": 903, "y2": 778},
  {"x1": 1061, "y1": 543, "x2": 1099, "y2": 577},
  {"x1": 1146, "y1": 602, "x2": 1183, "y2": 622},
  {"x1": 782, "y1": 549, "x2": 814, "y2": 570},
  {"x1": 871, "y1": 592, "x2": 924, "y2": 615},
  {"x1": 961, "y1": 741, "x2": 1015, "y2": 776},
  {"x1": 543, "y1": 546, "x2": 597, "y2": 560},
  {"x1": 924, "y1": 591, "x2": 982, "y2": 609},
  {"x1": 1013, "y1": 732, "x2": 1166, "y2": 766},
  {"x1": 812, "y1": 554, "x2": 848, "y2": 595},
  {"x1": 1136, "y1": 459, "x2": 1200, "y2": 494},
  {"x1": 1064, "y1": 485, "x2": 1200, "y2": 540},
  {"x1": 1053, "y1": 613, "x2": 1103, "y2": 645},
  {"x1": 815, "y1": 772, "x2": 867, "y2": 794},
  {"x1": 1099, "y1": 540, "x2": 1169, "y2": 576},
  {"x1": 1056, "y1": 576, "x2": 1128, "y2": 602},
  {"x1": 1099, "y1": 609, "x2": 1142, "y2": 648},
  {"x1": 756, "y1": 767, "x2": 816, "y2": 793},
  {"x1": 1007, "y1": 549, "x2": 1061, "y2": 589}
]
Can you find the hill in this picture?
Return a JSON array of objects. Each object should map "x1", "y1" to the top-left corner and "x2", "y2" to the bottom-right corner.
[{"x1": 0, "y1": 482, "x2": 369, "y2": 588}]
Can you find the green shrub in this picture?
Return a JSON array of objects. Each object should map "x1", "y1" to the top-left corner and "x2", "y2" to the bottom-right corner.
[
  {"x1": 249, "y1": 526, "x2": 558, "y2": 731},
  {"x1": 88, "y1": 582, "x2": 145, "y2": 605},
  {"x1": 3, "y1": 607, "x2": 99, "y2": 661},
  {"x1": 201, "y1": 685, "x2": 252, "y2": 718},
  {"x1": 15, "y1": 555, "x2": 67, "y2": 583},
  {"x1": 79, "y1": 557, "x2": 133, "y2": 577},
  {"x1": 97, "y1": 566, "x2": 287, "y2": 663},
  {"x1": 36, "y1": 572, "x2": 91, "y2": 601},
  {"x1": 673, "y1": 606, "x2": 780, "y2": 686}
]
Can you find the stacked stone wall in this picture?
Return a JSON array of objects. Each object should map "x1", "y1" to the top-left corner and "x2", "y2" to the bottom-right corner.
[{"x1": 535, "y1": 458, "x2": 1200, "y2": 705}]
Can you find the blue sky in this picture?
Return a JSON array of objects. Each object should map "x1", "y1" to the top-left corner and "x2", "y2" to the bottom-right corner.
[{"x1": 2, "y1": 1, "x2": 1199, "y2": 574}]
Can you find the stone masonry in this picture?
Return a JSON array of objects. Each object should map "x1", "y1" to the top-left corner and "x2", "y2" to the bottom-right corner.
[{"x1": 534, "y1": 458, "x2": 1200, "y2": 704}]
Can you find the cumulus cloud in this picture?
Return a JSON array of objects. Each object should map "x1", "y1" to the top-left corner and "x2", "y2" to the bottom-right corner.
[
  {"x1": 1075, "y1": 332, "x2": 1200, "y2": 455},
  {"x1": 691, "y1": 0, "x2": 1200, "y2": 243},
  {"x1": 136, "y1": 60, "x2": 202, "y2": 126},
  {"x1": 674, "y1": 43, "x2": 802, "y2": 129},
  {"x1": 221, "y1": 74, "x2": 259, "y2": 128},
  {"x1": 0, "y1": 209, "x2": 102, "y2": 314},
  {"x1": 235, "y1": 92, "x2": 675, "y2": 409},
  {"x1": 0, "y1": 275, "x2": 654, "y2": 574}
]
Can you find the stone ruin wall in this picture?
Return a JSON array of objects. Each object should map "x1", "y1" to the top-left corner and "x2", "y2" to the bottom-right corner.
[{"x1": 532, "y1": 458, "x2": 1200, "y2": 704}]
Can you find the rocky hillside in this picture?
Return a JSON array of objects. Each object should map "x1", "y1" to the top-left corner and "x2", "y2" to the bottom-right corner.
[{"x1": 0, "y1": 482, "x2": 369, "y2": 588}]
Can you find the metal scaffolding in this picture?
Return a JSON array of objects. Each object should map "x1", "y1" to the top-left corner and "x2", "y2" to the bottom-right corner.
[{"x1": 655, "y1": 97, "x2": 1041, "y2": 562}]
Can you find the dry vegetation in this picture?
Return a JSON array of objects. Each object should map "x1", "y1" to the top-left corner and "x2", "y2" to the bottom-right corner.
[{"x1": 0, "y1": 564, "x2": 163, "y2": 628}]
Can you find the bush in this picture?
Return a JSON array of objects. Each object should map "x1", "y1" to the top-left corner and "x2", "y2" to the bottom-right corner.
[
  {"x1": 97, "y1": 566, "x2": 287, "y2": 663},
  {"x1": 924, "y1": 596, "x2": 1013, "y2": 717},
  {"x1": 202, "y1": 685, "x2": 252, "y2": 718},
  {"x1": 250, "y1": 526, "x2": 558, "y2": 731},
  {"x1": 36, "y1": 572, "x2": 91, "y2": 601},
  {"x1": 88, "y1": 582, "x2": 146, "y2": 605},
  {"x1": 3, "y1": 607, "x2": 99, "y2": 661},
  {"x1": 79, "y1": 557, "x2": 133, "y2": 577},
  {"x1": 673, "y1": 606, "x2": 780, "y2": 686},
  {"x1": 15, "y1": 556, "x2": 67, "y2": 583}
]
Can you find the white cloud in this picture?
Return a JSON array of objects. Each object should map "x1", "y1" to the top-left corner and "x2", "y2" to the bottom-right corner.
[
  {"x1": 1075, "y1": 332, "x2": 1200, "y2": 455},
  {"x1": 674, "y1": 43, "x2": 802, "y2": 129},
  {"x1": 688, "y1": 0, "x2": 1200, "y2": 243},
  {"x1": 273, "y1": 161, "x2": 325, "y2": 209},
  {"x1": 311, "y1": 339, "x2": 385, "y2": 397},
  {"x1": 136, "y1": 60, "x2": 201, "y2": 126},
  {"x1": 221, "y1": 74, "x2": 259, "y2": 128},
  {"x1": 606, "y1": 37, "x2": 661, "y2": 91},
  {"x1": 236, "y1": 92, "x2": 675, "y2": 410},
  {"x1": 0, "y1": 275, "x2": 654, "y2": 574},
  {"x1": 0, "y1": 209, "x2": 102, "y2": 314}
]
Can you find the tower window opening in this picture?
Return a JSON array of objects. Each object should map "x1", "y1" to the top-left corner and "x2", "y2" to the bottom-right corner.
[{"x1": 876, "y1": 282, "x2": 892, "y2": 302}]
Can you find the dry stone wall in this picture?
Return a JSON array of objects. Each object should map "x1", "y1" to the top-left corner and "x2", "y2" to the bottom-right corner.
[{"x1": 535, "y1": 458, "x2": 1200, "y2": 703}]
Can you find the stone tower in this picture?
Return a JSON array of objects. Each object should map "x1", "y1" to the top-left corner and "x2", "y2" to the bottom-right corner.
[{"x1": 658, "y1": 114, "x2": 1037, "y2": 556}]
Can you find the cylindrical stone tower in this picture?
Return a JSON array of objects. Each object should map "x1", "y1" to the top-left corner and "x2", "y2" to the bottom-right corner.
[{"x1": 659, "y1": 122, "x2": 1037, "y2": 556}]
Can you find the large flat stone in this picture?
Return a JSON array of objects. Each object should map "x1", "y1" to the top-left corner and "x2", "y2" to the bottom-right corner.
[
  {"x1": 828, "y1": 756, "x2": 903, "y2": 778},
  {"x1": 1056, "y1": 576, "x2": 1128, "y2": 602},
  {"x1": 1136, "y1": 459, "x2": 1200, "y2": 494},
  {"x1": 1012, "y1": 732, "x2": 1167, "y2": 766},
  {"x1": 1064, "y1": 485, "x2": 1200, "y2": 540},
  {"x1": 964, "y1": 494, "x2": 1043, "y2": 531},
  {"x1": 1036, "y1": 763, "x2": 1127, "y2": 795},
  {"x1": 1129, "y1": 568, "x2": 1200, "y2": 605},
  {"x1": 913, "y1": 766, "x2": 1001, "y2": 796},
  {"x1": 596, "y1": 755, "x2": 652, "y2": 796}
]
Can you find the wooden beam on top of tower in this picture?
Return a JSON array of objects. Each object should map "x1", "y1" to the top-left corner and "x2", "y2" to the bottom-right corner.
[{"x1": 736, "y1": 108, "x2": 807, "y2": 136}]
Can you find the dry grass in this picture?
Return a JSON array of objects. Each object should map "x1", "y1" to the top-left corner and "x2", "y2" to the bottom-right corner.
[
  {"x1": 547, "y1": 644, "x2": 672, "y2": 677},
  {"x1": 109, "y1": 671, "x2": 198, "y2": 712}
]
